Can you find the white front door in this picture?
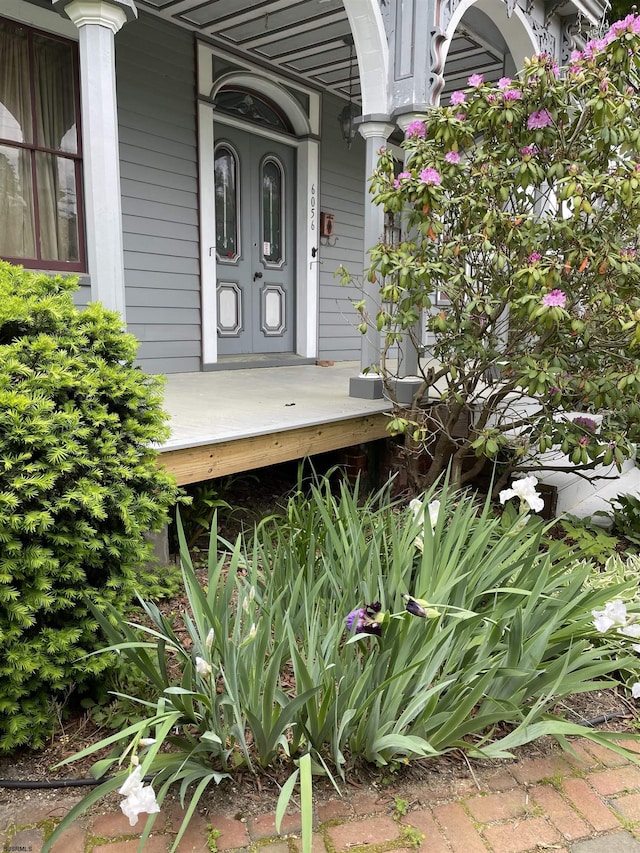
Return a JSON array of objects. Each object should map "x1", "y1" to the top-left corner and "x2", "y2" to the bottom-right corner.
[{"x1": 214, "y1": 125, "x2": 295, "y2": 355}]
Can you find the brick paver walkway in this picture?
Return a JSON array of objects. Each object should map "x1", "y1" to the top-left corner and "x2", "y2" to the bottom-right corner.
[{"x1": 3, "y1": 738, "x2": 640, "y2": 852}]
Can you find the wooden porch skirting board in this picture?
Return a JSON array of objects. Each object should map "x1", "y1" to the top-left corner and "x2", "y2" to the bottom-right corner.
[{"x1": 158, "y1": 413, "x2": 389, "y2": 485}]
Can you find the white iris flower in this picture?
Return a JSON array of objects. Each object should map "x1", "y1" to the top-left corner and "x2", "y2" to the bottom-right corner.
[
  {"x1": 410, "y1": 498, "x2": 441, "y2": 552},
  {"x1": 592, "y1": 600, "x2": 628, "y2": 633},
  {"x1": 499, "y1": 476, "x2": 545, "y2": 514},
  {"x1": 118, "y1": 765, "x2": 160, "y2": 826}
]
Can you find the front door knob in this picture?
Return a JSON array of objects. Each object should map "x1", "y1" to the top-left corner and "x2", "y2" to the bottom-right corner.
[{"x1": 253, "y1": 271, "x2": 263, "y2": 281}]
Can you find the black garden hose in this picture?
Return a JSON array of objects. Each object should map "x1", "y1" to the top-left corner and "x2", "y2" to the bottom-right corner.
[
  {"x1": 581, "y1": 710, "x2": 632, "y2": 727},
  {"x1": 0, "y1": 774, "x2": 154, "y2": 790}
]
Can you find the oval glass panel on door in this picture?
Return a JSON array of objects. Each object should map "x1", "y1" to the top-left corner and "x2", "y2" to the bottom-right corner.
[{"x1": 214, "y1": 125, "x2": 295, "y2": 356}]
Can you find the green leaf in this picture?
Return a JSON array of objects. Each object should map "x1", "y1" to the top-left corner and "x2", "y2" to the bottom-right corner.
[{"x1": 275, "y1": 768, "x2": 299, "y2": 834}]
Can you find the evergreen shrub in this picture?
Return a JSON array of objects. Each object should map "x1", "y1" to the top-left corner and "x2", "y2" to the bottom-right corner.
[{"x1": 0, "y1": 261, "x2": 180, "y2": 752}]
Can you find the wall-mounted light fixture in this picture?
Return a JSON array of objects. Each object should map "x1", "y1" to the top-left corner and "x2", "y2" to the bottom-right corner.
[{"x1": 337, "y1": 35, "x2": 359, "y2": 148}]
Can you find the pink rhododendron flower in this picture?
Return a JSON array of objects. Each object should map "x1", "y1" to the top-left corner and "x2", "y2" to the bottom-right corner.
[
  {"x1": 534, "y1": 53, "x2": 559, "y2": 76},
  {"x1": 498, "y1": 77, "x2": 512, "y2": 89},
  {"x1": 528, "y1": 251, "x2": 542, "y2": 262},
  {"x1": 405, "y1": 120, "x2": 426, "y2": 138},
  {"x1": 503, "y1": 89, "x2": 522, "y2": 101},
  {"x1": 454, "y1": 112, "x2": 466, "y2": 121},
  {"x1": 584, "y1": 37, "x2": 609, "y2": 59},
  {"x1": 609, "y1": 12, "x2": 640, "y2": 35},
  {"x1": 419, "y1": 167, "x2": 442, "y2": 186},
  {"x1": 450, "y1": 90, "x2": 466, "y2": 105},
  {"x1": 573, "y1": 416, "x2": 598, "y2": 432},
  {"x1": 541, "y1": 289, "x2": 566, "y2": 308},
  {"x1": 521, "y1": 145, "x2": 538, "y2": 157},
  {"x1": 527, "y1": 109, "x2": 553, "y2": 130},
  {"x1": 445, "y1": 151, "x2": 460, "y2": 164},
  {"x1": 468, "y1": 73, "x2": 484, "y2": 87},
  {"x1": 393, "y1": 170, "x2": 412, "y2": 188}
]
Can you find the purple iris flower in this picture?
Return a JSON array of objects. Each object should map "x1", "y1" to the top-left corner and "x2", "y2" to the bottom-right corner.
[{"x1": 346, "y1": 601, "x2": 383, "y2": 636}]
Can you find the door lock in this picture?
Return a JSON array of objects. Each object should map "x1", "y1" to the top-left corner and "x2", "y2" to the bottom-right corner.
[{"x1": 253, "y1": 271, "x2": 263, "y2": 281}]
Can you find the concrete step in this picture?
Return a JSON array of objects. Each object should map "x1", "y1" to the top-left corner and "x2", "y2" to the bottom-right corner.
[{"x1": 541, "y1": 465, "x2": 640, "y2": 523}]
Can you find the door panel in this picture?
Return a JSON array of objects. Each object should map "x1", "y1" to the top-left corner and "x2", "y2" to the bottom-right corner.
[{"x1": 214, "y1": 126, "x2": 295, "y2": 355}]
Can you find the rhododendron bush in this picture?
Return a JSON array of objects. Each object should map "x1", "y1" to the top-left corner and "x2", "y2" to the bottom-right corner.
[{"x1": 344, "y1": 16, "x2": 640, "y2": 490}]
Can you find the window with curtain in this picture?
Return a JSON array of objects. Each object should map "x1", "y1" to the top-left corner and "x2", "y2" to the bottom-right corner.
[{"x1": 0, "y1": 18, "x2": 84, "y2": 271}]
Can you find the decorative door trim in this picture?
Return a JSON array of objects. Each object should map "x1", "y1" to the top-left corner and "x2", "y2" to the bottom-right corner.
[{"x1": 197, "y1": 42, "x2": 320, "y2": 365}]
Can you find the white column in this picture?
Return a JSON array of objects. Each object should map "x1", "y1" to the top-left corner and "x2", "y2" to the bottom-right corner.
[
  {"x1": 296, "y1": 137, "x2": 320, "y2": 359},
  {"x1": 55, "y1": 0, "x2": 137, "y2": 319},
  {"x1": 349, "y1": 119, "x2": 394, "y2": 400}
]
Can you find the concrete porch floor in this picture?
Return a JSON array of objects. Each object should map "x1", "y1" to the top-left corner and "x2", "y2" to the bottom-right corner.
[{"x1": 158, "y1": 362, "x2": 390, "y2": 484}]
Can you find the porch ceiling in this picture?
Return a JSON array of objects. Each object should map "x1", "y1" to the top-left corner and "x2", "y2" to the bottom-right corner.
[{"x1": 137, "y1": 0, "x2": 507, "y2": 105}]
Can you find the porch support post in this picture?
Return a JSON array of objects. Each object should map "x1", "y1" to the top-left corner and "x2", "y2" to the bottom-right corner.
[
  {"x1": 54, "y1": 0, "x2": 137, "y2": 319},
  {"x1": 393, "y1": 112, "x2": 426, "y2": 381},
  {"x1": 296, "y1": 137, "x2": 321, "y2": 359},
  {"x1": 349, "y1": 117, "x2": 394, "y2": 400}
]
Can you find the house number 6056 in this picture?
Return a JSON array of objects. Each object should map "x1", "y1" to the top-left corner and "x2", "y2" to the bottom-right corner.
[{"x1": 310, "y1": 184, "x2": 316, "y2": 230}]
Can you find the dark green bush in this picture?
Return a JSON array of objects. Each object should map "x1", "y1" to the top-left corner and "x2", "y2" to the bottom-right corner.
[
  {"x1": 610, "y1": 493, "x2": 640, "y2": 549},
  {"x1": 0, "y1": 261, "x2": 180, "y2": 752}
]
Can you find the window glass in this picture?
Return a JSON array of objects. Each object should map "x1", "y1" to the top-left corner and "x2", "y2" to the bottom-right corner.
[
  {"x1": 0, "y1": 23, "x2": 33, "y2": 144},
  {"x1": 214, "y1": 145, "x2": 239, "y2": 262},
  {"x1": 36, "y1": 153, "x2": 79, "y2": 261},
  {"x1": 262, "y1": 158, "x2": 283, "y2": 265},
  {"x1": 0, "y1": 18, "x2": 83, "y2": 270},
  {"x1": 215, "y1": 89, "x2": 290, "y2": 132},
  {"x1": 33, "y1": 34, "x2": 77, "y2": 153},
  {"x1": 0, "y1": 143, "x2": 35, "y2": 257}
]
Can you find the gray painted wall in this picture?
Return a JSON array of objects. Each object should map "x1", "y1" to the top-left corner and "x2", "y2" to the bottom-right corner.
[
  {"x1": 317, "y1": 92, "x2": 367, "y2": 362},
  {"x1": 116, "y1": 12, "x2": 201, "y2": 375},
  {"x1": 72, "y1": 276, "x2": 91, "y2": 308}
]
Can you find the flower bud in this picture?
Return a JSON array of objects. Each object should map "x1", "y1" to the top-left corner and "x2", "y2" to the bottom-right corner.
[{"x1": 195, "y1": 656, "x2": 212, "y2": 677}]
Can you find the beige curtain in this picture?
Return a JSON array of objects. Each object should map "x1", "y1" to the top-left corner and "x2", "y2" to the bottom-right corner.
[
  {"x1": 0, "y1": 22, "x2": 36, "y2": 258},
  {"x1": 33, "y1": 34, "x2": 79, "y2": 262}
]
